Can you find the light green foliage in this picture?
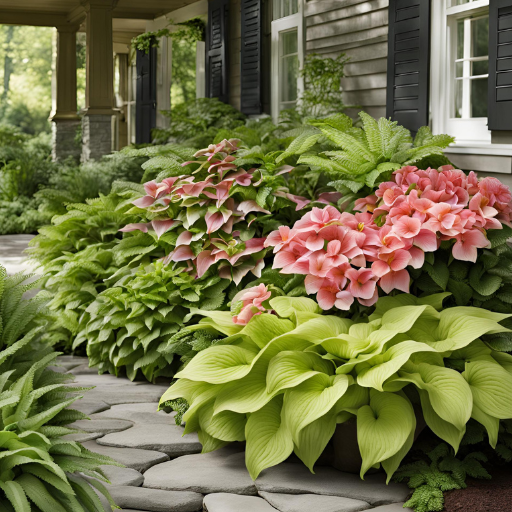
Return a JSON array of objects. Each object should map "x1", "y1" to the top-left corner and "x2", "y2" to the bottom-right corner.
[
  {"x1": 0, "y1": 266, "x2": 119, "y2": 511},
  {"x1": 281, "y1": 113, "x2": 453, "y2": 204},
  {"x1": 162, "y1": 294, "x2": 512, "y2": 481},
  {"x1": 410, "y1": 226, "x2": 512, "y2": 350},
  {"x1": 76, "y1": 261, "x2": 232, "y2": 382}
]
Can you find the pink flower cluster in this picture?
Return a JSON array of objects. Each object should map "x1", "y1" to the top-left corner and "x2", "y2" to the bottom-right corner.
[
  {"x1": 266, "y1": 166, "x2": 512, "y2": 311},
  {"x1": 120, "y1": 139, "x2": 310, "y2": 284},
  {"x1": 231, "y1": 284, "x2": 271, "y2": 325}
]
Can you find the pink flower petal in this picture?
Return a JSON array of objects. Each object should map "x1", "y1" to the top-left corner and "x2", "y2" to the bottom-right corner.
[{"x1": 119, "y1": 222, "x2": 149, "y2": 233}]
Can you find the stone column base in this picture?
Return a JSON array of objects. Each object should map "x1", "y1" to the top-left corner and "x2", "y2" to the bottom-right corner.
[
  {"x1": 51, "y1": 119, "x2": 81, "y2": 162},
  {"x1": 81, "y1": 114, "x2": 113, "y2": 162}
]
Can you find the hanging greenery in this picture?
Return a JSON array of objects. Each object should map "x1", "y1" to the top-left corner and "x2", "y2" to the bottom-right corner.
[{"x1": 132, "y1": 18, "x2": 206, "y2": 54}]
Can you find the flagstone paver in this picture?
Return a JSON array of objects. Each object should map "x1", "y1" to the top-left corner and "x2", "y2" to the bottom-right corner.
[
  {"x1": 94, "y1": 402, "x2": 173, "y2": 424},
  {"x1": 97, "y1": 424, "x2": 202, "y2": 457},
  {"x1": 99, "y1": 466, "x2": 144, "y2": 487},
  {"x1": 70, "y1": 417, "x2": 134, "y2": 434},
  {"x1": 258, "y1": 491, "x2": 371, "y2": 512},
  {"x1": 203, "y1": 493, "x2": 277, "y2": 511},
  {"x1": 82, "y1": 440, "x2": 170, "y2": 473},
  {"x1": 255, "y1": 463, "x2": 409, "y2": 506},
  {"x1": 143, "y1": 448, "x2": 258, "y2": 495},
  {"x1": 107, "y1": 486, "x2": 203, "y2": 512},
  {"x1": 72, "y1": 398, "x2": 110, "y2": 415}
]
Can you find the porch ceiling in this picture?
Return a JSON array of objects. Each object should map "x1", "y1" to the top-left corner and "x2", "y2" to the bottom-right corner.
[{"x1": 0, "y1": 0, "x2": 199, "y2": 26}]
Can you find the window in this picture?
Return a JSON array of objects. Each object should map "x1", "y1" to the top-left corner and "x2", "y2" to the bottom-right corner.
[
  {"x1": 431, "y1": 0, "x2": 490, "y2": 144},
  {"x1": 271, "y1": 0, "x2": 303, "y2": 120}
]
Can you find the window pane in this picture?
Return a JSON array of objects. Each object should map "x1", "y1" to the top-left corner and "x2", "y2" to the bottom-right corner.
[
  {"x1": 472, "y1": 60, "x2": 488, "y2": 76},
  {"x1": 279, "y1": 29, "x2": 299, "y2": 110},
  {"x1": 471, "y1": 78, "x2": 488, "y2": 117},
  {"x1": 456, "y1": 61, "x2": 463, "y2": 78},
  {"x1": 282, "y1": 31, "x2": 298, "y2": 55},
  {"x1": 471, "y1": 16, "x2": 489, "y2": 58},
  {"x1": 457, "y1": 20, "x2": 464, "y2": 60},
  {"x1": 451, "y1": 0, "x2": 470, "y2": 6},
  {"x1": 455, "y1": 80, "x2": 463, "y2": 118},
  {"x1": 273, "y1": 0, "x2": 298, "y2": 20}
]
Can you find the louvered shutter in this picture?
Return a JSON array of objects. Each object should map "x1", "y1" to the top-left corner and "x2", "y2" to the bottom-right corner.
[
  {"x1": 386, "y1": 0, "x2": 431, "y2": 133},
  {"x1": 206, "y1": 0, "x2": 229, "y2": 102},
  {"x1": 135, "y1": 47, "x2": 157, "y2": 144},
  {"x1": 240, "y1": 0, "x2": 262, "y2": 115},
  {"x1": 489, "y1": 0, "x2": 512, "y2": 130}
]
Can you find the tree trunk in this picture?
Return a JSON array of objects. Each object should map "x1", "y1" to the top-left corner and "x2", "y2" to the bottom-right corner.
[{"x1": 2, "y1": 26, "x2": 15, "y2": 105}]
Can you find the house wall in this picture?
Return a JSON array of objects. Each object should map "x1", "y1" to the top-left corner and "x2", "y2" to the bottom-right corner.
[{"x1": 304, "y1": 0, "x2": 389, "y2": 120}]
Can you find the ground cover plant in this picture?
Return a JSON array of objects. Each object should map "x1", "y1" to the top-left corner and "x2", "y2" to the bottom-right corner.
[{"x1": 0, "y1": 266, "x2": 118, "y2": 511}]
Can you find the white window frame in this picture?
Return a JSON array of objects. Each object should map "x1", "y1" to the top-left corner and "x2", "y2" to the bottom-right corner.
[
  {"x1": 271, "y1": 0, "x2": 304, "y2": 121},
  {"x1": 431, "y1": 0, "x2": 491, "y2": 145}
]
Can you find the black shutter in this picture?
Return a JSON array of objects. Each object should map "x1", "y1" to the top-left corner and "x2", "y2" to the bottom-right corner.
[
  {"x1": 206, "y1": 0, "x2": 229, "y2": 103},
  {"x1": 240, "y1": 0, "x2": 262, "y2": 115},
  {"x1": 135, "y1": 47, "x2": 157, "y2": 144},
  {"x1": 489, "y1": 0, "x2": 512, "y2": 131},
  {"x1": 386, "y1": 0, "x2": 431, "y2": 133}
]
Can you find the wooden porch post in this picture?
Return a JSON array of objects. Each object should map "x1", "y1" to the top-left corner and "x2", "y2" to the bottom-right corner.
[
  {"x1": 51, "y1": 24, "x2": 81, "y2": 161},
  {"x1": 82, "y1": 0, "x2": 115, "y2": 161}
]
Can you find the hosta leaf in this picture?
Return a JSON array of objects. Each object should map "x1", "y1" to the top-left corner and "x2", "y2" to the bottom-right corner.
[
  {"x1": 463, "y1": 360, "x2": 512, "y2": 419},
  {"x1": 245, "y1": 396, "x2": 294, "y2": 480},
  {"x1": 283, "y1": 373, "x2": 351, "y2": 442},
  {"x1": 266, "y1": 351, "x2": 334, "y2": 395},
  {"x1": 357, "y1": 392, "x2": 415, "y2": 479}
]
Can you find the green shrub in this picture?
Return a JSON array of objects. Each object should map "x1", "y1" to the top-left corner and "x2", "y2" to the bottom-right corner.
[
  {"x1": 0, "y1": 266, "x2": 118, "y2": 511},
  {"x1": 152, "y1": 97, "x2": 246, "y2": 147},
  {"x1": 161, "y1": 294, "x2": 512, "y2": 481}
]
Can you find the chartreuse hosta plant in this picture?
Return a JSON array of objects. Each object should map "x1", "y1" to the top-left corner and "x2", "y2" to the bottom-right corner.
[
  {"x1": 0, "y1": 266, "x2": 119, "y2": 511},
  {"x1": 160, "y1": 294, "x2": 512, "y2": 481}
]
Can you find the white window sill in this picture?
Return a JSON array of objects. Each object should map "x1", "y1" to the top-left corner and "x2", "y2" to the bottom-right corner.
[{"x1": 444, "y1": 143, "x2": 512, "y2": 157}]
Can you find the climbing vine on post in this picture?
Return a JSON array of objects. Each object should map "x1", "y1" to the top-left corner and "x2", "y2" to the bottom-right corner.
[{"x1": 131, "y1": 18, "x2": 206, "y2": 53}]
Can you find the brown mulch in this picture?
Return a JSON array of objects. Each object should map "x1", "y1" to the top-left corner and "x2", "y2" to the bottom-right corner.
[{"x1": 443, "y1": 465, "x2": 512, "y2": 511}]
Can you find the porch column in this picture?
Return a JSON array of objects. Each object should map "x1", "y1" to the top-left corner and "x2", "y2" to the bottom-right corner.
[
  {"x1": 82, "y1": 0, "x2": 115, "y2": 161},
  {"x1": 116, "y1": 52, "x2": 129, "y2": 149},
  {"x1": 51, "y1": 25, "x2": 81, "y2": 162}
]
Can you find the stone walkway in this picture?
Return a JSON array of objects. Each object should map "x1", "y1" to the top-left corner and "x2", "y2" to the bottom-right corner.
[
  {"x1": 1, "y1": 235, "x2": 413, "y2": 512},
  {"x1": 59, "y1": 355, "x2": 412, "y2": 512}
]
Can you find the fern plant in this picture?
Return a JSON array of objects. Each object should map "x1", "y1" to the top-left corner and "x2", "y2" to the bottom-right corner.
[
  {"x1": 0, "y1": 266, "x2": 119, "y2": 512},
  {"x1": 279, "y1": 112, "x2": 454, "y2": 204}
]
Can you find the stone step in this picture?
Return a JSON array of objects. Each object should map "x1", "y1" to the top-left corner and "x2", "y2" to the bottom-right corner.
[
  {"x1": 82, "y1": 440, "x2": 169, "y2": 473},
  {"x1": 143, "y1": 447, "x2": 257, "y2": 496},
  {"x1": 93, "y1": 402, "x2": 174, "y2": 425},
  {"x1": 204, "y1": 493, "x2": 277, "y2": 512},
  {"x1": 254, "y1": 463, "x2": 409, "y2": 507},
  {"x1": 108, "y1": 486, "x2": 203, "y2": 512},
  {"x1": 70, "y1": 417, "x2": 134, "y2": 434},
  {"x1": 259, "y1": 491, "x2": 371, "y2": 512},
  {"x1": 97, "y1": 424, "x2": 202, "y2": 457}
]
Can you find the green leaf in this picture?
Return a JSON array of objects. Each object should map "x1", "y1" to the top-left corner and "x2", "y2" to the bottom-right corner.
[
  {"x1": 283, "y1": 374, "x2": 351, "y2": 442},
  {"x1": 0, "y1": 481, "x2": 30, "y2": 512},
  {"x1": 357, "y1": 392, "x2": 415, "y2": 479},
  {"x1": 241, "y1": 315, "x2": 295, "y2": 349},
  {"x1": 269, "y1": 296, "x2": 321, "y2": 320},
  {"x1": 266, "y1": 351, "x2": 334, "y2": 395},
  {"x1": 487, "y1": 223, "x2": 512, "y2": 248},
  {"x1": 463, "y1": 360, "x2": 512, "y2": 419},
  {"x1": 245, "y1": 396, "x2": 294, "y2": 480},
  {"x1": 447, "y1": 279, "x2": 473, "y2": 306},
  {"x1": 17, "y1": 474, "x2": 68, "y2": 512},
  {"x1": 469, "y1": 268, "x2": 502, "y2": 296},
  {"x1": 424, "y1": 262, "x2": 449, "y2": 290}
]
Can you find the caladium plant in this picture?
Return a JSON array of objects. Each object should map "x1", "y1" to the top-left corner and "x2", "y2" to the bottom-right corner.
[{"x1": 160, "y1": 294, "x2": 512, "y2": 481}]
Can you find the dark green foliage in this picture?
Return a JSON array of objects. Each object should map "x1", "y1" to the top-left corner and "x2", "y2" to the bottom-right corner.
[
  {"x1": 299, "y1": 53, "x2": 349, "y2": 118},
  {"x1": 0, "y1": 266, "x2": 118, "y2": 511},
  {"x1": 152, "y1": 98, "x2": 246, "y2": 147},
  {"x1": 395, "y1": 442, "x2": 490, "y2": 512},
  {"x1": 410, "y1": 226, "x2": 512, "y2": 342},
  {"x1": 164, "y1": 397, "x2": 189, "y2": 426}
]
